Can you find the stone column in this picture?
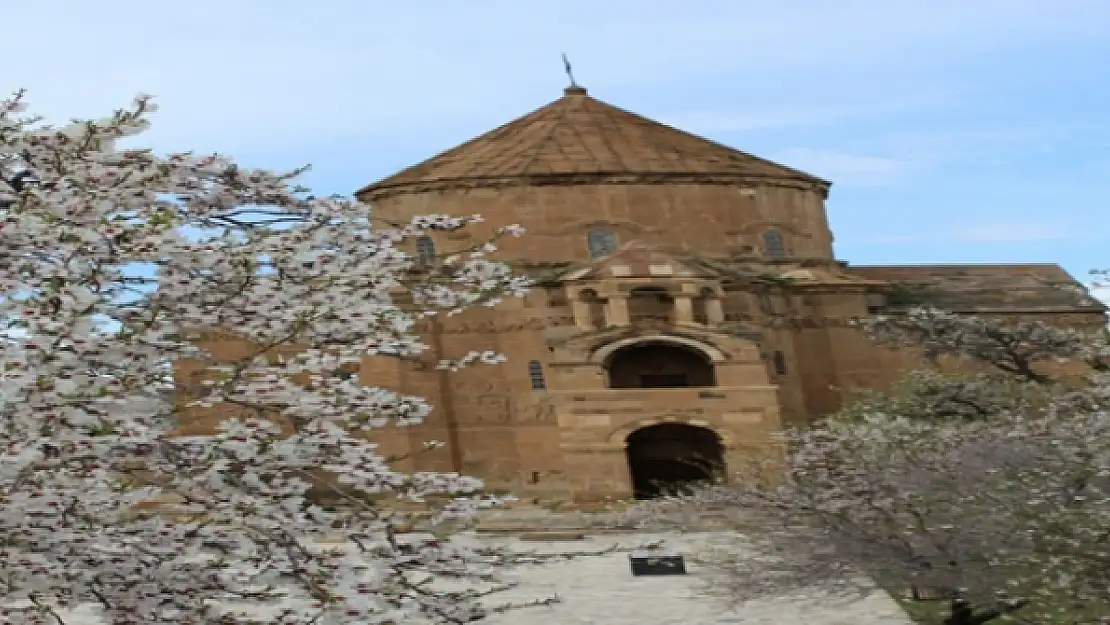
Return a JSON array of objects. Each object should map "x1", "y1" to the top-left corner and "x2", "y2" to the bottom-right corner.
[
  {"x1": 605, "y1": 295, "x2": 630, "y2": 327},
  {"x1": 674, "y1": 295, "x2": 694, "y2": 324},
  {"x1": 705, "y1": 297, "x2": 725, "y2": 324},
  {"x1": 571, "y1": 297, "x2": 594, "y2": 331}
]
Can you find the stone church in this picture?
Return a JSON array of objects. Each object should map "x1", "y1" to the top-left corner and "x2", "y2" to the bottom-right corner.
[{"x1": 180, "y1": 85, "x2": 1107, "y2": 504}]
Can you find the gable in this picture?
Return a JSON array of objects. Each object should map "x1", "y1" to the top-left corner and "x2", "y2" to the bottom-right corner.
[{"x1": 558, "y1": 242, "x2": 720, "y2": 282}]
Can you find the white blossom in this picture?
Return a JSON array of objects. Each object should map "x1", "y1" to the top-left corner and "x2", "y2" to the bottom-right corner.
[
  {"x1": 0, "y1": 91, "x2": 543, "y2": 624},
  {"x1": 631, "y1": 306, "x2": 1110, "y2": 624}
]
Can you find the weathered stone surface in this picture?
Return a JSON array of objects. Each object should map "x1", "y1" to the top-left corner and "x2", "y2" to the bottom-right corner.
[
  {"x1": 177, "y1": 86, "x2": 1107, "y2": 503},
  {"x1": 476, "y1": 532, "x2": 913, "y2": 625},
  {"x1": 18, "y1": 531, "x2": 912, "y2": 624}
]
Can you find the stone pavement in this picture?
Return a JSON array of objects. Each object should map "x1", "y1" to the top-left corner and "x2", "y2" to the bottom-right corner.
[
  {"x1": 7, "y1": 526, "x2": 913, "y2": 624},
  {"x1": 473, "y1": 532, "x2": 913, "y2": 625}
]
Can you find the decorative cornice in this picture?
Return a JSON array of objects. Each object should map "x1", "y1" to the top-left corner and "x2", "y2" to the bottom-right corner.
[{"x1": 359, "y1": 173, "x2": 829, "y2": 202}]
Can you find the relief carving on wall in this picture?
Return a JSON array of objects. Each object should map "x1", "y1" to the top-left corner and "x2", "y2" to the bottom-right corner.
[
  {"x1": 520, "y1": 397, "x2": 557, "y2": 424},
  {"x1": 455, "y1": 391, "x2": 558, "y2": 425},
  {"x1": 434, "y1": 316, "x2": 576, "y2": 334},
  {"x1": 452, "y1": 386, "x2": 509, "y2": 423},
  {"x1": 475, "y1": 394, "x2": 513, "y2": 422}
]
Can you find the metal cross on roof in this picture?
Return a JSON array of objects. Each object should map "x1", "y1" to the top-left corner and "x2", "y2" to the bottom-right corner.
[{"x1": 562, "y1": 53, "x2": 577, "y2": 87}]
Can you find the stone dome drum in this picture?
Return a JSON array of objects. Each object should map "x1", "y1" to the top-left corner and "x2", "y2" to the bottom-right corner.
[{"x1": 356, "y1": 86, "x2": 836, "y2": 264}]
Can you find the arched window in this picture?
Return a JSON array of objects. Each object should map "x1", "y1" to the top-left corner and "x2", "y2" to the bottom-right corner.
[
  {"x1": 762, "y1": 229, "x2": 786, "y2": 259},
  {"x1": 607, "y1": 342, "x2": 716, "y2": 388},
  {"x1": 587, "y1": 229, "x2": 618, "y2": 259},
  {"x1": 415, "y1": 236, "x2": 436, "y2": 266},
  {"x1": 528, "y1": 360, "x2": 546, "y2": 390},
  {"x1": 772, "y1": 350, "x2": 788, "y2": 376}
]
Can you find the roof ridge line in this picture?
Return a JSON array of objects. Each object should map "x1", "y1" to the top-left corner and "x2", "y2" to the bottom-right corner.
[{"x1": 355, "y1": 89, "x2": 831, "y2": 200}]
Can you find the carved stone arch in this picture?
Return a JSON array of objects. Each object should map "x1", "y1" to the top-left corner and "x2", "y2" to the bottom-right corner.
[
  {"x1": 664, "y1": 328, "x2": 738, "y2": 354},
  {"x1": 590, "y1": 334, "x2": 727, "y2": 364},
  {"x1": 607, "y1": 417, "x2": 736, "y2": 447}
]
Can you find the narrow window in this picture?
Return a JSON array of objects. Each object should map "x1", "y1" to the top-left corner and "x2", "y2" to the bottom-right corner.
[
  {"x1": 528, "y1": 360, "x2": 546, "y2": 390},
  {"x1": 587, "y1": 229, "x2": 618, "y2": 259},
  {"x1": 762, "y1": 229, "x2": 786, "y2": 259},
  {"x1": 772, "y1": 350, "x2": 788, "y2": 376},
  {"x1": 415, "y1": 235, "x2": 436, "y2": 266}
]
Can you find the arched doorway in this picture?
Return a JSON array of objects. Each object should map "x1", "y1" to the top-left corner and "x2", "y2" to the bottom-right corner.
[
  {"x1": 625, "y1": 423, "x2": 724, "y2": 499},
  {"x1": 607, "y1": 341, "x2": 716, "y2": 388}
]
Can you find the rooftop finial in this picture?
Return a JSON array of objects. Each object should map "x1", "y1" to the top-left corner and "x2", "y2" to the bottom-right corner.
[
  {"x1": 561, "y1": 54, "x2": 587, "y2": 95},
  {"x1": 562, "y1": 53, "x2": 577, "y2": 87}
]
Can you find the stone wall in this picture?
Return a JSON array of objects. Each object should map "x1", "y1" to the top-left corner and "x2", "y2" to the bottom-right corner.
[
  {"x1": 170, "y1": 173, "x2": 1107, "y2": 505},
  {"x1": 360, "y1": 182, "x2": 834, "y2": 264},
  {"x1": 174, "y1": 279, "x2": 1105, "y2": 504}
]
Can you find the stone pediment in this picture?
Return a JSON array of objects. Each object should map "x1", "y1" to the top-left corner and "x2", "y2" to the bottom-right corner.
[{"x1": 557, "y1": 241, "x2": 721, "y2": 283}]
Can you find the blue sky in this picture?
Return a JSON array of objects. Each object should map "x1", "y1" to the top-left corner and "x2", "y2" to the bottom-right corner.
[{"x1": 5, "y1": 0, "x2": 1110, "y2": 293}]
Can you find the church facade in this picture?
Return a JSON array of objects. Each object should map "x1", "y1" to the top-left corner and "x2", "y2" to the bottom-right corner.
[{"x1": 181, "y1": 85, "x2": 1107, "y2": 504}]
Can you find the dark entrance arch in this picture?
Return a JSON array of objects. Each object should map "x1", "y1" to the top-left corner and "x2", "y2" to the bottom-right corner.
[
  {"x1": 625, "y1": 423, "x2": 724, "y2": 499},
  {"x1": 606, "y1": 341, "x2": 716, "y2": 389}
]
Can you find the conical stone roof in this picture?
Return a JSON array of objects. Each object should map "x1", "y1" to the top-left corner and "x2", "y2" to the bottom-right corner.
[{"x1": 356, "y1": 86, "x2": 829, "y2": 201}]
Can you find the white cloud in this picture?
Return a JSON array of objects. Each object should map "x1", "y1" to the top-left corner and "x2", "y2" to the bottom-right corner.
[
  {"x1": 770, "y1": 149, "x2": 911, "y2": 187},
  {"x1": 1090, "y1": 285, "x2": 1110, "y2": 305}
]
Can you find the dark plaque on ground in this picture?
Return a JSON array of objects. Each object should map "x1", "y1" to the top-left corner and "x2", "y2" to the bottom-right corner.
[{"x1": 629, "y1": 550, "x2": 687, "y2": 576}]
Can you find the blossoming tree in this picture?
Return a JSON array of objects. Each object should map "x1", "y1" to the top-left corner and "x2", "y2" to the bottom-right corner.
[
  {"x1": 633, "y1": 308, "x2": 1110, "y2": 625},
  {"x1": 0, "y1": 91, "x2": 542, "y2": 623}
]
